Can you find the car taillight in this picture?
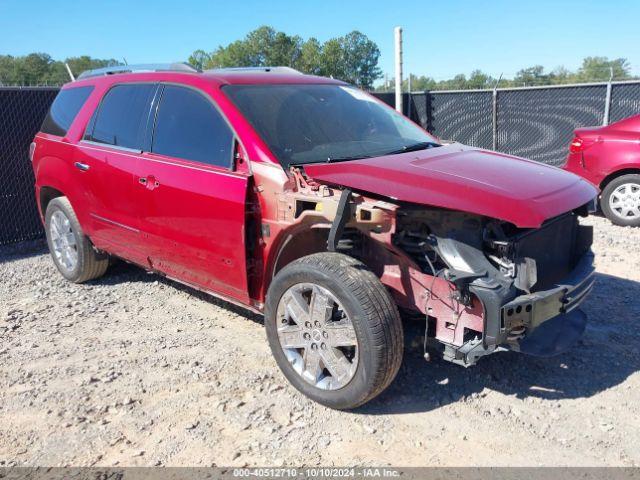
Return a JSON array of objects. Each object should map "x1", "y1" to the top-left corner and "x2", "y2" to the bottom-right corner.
[
  {"x1": 29, "y1": 142, "x2": 36, "y2": 162},
  {"x1": 569, "y1": 136, "x2": 596, "y2": 154}
]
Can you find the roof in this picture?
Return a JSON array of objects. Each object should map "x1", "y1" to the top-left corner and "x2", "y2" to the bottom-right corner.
[
  {"x1": 69, "y1": 64, "x2": 345, "y2": 89},
  {"x1": 202, "y1": 70, "x2": 345, "y2": 86}
]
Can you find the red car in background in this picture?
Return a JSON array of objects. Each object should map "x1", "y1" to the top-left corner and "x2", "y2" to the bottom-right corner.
[{"x1": 564, "y1": 114, "x2": 640, "y2": 227}]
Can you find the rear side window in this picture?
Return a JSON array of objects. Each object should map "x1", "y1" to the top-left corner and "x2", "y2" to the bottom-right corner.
[
  {"x1": 87, "y1": 84, "x2": 155, "y2": 150},
  {"x1": 41, "y1": 86, "x2": 93, "y2": 136},
  {"x1": 152, "y1": 85, "x2": 233, "y2": 167}
]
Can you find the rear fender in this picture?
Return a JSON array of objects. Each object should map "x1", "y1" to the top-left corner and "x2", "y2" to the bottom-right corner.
[{"x1": 35, "y1": 151, "x2": 87, "y2": 227}]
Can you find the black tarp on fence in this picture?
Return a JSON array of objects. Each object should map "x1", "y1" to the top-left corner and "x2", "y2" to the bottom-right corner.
[
  {"x1": 0, "y1": 87, "x2": 58, "y2": 245},
  {"x1": 1, "y1": 81, "x2": 640, "y2": 245},
  {"x1": 374, "y1": 80, "x2": 640, "y2": 167}
]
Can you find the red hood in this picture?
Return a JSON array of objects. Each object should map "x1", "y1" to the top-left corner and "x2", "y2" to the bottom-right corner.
[{"x1": 303, "y1": 144, "x2": 598, "y2": 228}]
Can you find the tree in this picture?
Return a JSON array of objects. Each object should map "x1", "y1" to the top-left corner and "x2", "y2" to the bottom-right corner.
[
  {"x1": 0, "y1": 53, "x2": 119, "y2": 85},
  {"x1": 188, "y1": 50, "x2": 212, "y2": 71},
  {"x1": 203, "y1": 26, "x2": 303, "y2": 69},
  {"x1": 14, "y1": 53, "x2": 54, "y2": 85},
  {"x1": 549, "y1": 66, "x2": 573, "y2": 84},
  {"x1": 437, "y1": 74, "x2": 468, "y2": 90},
  {"x1": 330, "y1": 31, "x2": 381, "y2": 89},
  {"x1": 65, "y1": 56, "x2": 119, "y2": 79},
  {"x1": 192, "y1": 26, "x2": 382, "y2": 89},
  {"x1": 578, "y1": 56, "x2": 630, "y2": 81},
  {"x1": 0, "y1": 55, "x2": 17, "y2": 84},
  {"x1": 514, "y1": 65, "x2": 549, "y2": 86},
  {"x1": 298, "y1": 38, "x2": 322, "y2": 75},
  {"x1": 408, "y1": 75, "x2": 436, "y2": 91},
  {"x1": 467, "y1": 70, "x2": 494, "y2": 89}
]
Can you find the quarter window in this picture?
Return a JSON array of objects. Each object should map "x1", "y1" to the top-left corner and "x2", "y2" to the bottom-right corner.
[
  {"x1": 152, "y1": 85, "x2": 233, "y2": 168},
  {"x1": 88, "y1": 84, "x2": 155, "y2": 150},
  {"x1": 41, "y1": 86, "x2": 93, "y2": 137}
]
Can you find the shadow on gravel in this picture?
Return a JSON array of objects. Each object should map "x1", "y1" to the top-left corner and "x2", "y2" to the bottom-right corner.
[
  {"x1": 90, "y1": 259, "x2": 264, "y2": 325},
  {"x1": 0, "y1": 238, "x2": 47, "y2": 263},
  {"x1": 13, "y1": 243, "x2": 638, "y2": 414},
  {"x1": 359, "y1": 272, "x2": 640, "y2": 415}
]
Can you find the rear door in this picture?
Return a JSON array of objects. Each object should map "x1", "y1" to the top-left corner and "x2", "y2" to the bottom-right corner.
[
  {"x1": 75, "y1": 83, "x2": 157, "y2": 264},
  {"x1": 134, "y1": 84, "x2": 250, "y2": 303}
]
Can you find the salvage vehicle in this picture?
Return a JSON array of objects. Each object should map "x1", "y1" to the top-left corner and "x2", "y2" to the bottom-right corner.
[
  {"x1": 563, "y1": 114, "x2": 640, "y2": 227},
  {"x1": 31, "y1": 64, "x2": 598, "y2": 409}
]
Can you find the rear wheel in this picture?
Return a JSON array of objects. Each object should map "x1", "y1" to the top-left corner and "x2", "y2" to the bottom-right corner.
[
  {"x1": 265, "y1": 252, "x2": 403, "y2": 410},
  {"x1": 45, "y1": 197, "x2": 109, "y2": 283},
  {"x1": 601, "y1": 174, "x2": 640, "y2": 227}
]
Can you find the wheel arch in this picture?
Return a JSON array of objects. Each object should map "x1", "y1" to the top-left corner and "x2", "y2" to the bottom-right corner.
[
  {"x1": 268, "y1": 226, "x2": 331, "y2": 282},
  {"x1": 39, "y1": 186, "x2": 65, "y2": 218},
  {"x1": 264, "y1": 224, "x2": 393, "y2": 301},
  {"x1": 600, "y1": 167, "x2": 640, "y2": 192}
]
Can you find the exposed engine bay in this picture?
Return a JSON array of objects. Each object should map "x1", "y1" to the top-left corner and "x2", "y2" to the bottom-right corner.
[{"x1": 268, "y1": 167, "x2": 596, "y2": 366}]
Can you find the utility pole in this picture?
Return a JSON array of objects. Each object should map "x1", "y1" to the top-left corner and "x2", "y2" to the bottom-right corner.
[
  {"x1": 394, "y1": 26, "x2": 403, "y2": 113},
  {"x1": 64, "y1": 63, "x2": 75, "y2": 82},
  {"x1": 603, "y1": 66, "x2": 614, "y2": 126}
]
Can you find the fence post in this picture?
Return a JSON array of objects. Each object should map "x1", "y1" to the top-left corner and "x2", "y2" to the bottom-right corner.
[
  {"x1": 492, "y1": 88, "x2": 498, "y2": 151},
  {"x1": 407, "y1": 74, "x2": 412, "y2": 120},
  {"x1": 603, "y1": 70, "x2": 613, "y2": 126},
  {"x1": 491, "y1": 74, "x2": 503, "y2": 151}
]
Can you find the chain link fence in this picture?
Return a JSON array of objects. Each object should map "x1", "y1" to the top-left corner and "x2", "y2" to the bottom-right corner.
[
  {"x1": 610, "y1": 82, "x2": 640, "y2": 123},
  {"x1": 0, "y1": 87, "x2": 58, "y2": 245},
  {"x1": 1, "y1": 81, "x2": 640, "y2": 245},
  {"x1": 374, "y1": 80, "x2": 640, "y2": 166},
  {"x1": 496, "y1": 85, "x2": 607, "y2": 166},
  {"x1": 428, "y1": 91, "x2": 493, "y2": 150}
]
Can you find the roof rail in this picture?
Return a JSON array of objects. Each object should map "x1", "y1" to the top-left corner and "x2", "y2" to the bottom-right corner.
[
  {"x1": 204, "y1": 66, "x2": 303, "y2": 75},
  {"x1": 77, "y1": 63, "x2": 198, "y2": 80}
]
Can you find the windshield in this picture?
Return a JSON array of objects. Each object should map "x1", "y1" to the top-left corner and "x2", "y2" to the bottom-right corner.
[{"x1": 223, "y1": 84, "x2": 439, "y2": 168}]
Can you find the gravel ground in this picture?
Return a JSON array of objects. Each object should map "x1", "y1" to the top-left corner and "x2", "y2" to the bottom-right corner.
[{"x1": 1, "y1": 215, "x2": 639, "y2": 467}]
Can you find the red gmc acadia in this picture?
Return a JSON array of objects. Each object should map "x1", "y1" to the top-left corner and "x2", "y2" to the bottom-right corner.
[{"x1": 31, "y1": 64, "x2": 598, "y2": 409}]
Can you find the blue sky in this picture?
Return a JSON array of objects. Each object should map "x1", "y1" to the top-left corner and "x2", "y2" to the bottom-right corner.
[{"x1": 1, "y1": 0, "x2": 639, "y2": 81}]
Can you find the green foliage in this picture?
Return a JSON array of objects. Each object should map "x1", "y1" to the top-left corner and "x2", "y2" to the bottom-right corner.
[
  {"x1": 376, "y1": 56, "x2": 634, "y2": 92},
  {"x1": 188, "y1": 50, "x2": 212, "y2": 71},
  {"x1": 197, "y1": 26, "x2": 382, "y2": 89},
  {"x1": 0, "y1": 53, "x2": 119, "y2": 85},
  {"x1": 0, "y1": 36, "x2": 633, "y2": 92},
  {"x1": 514, "y1": 65, "x2": 548, "y2": 86},
  {"x1": 577, "y1": 56, "x2": 630, "y2": 82}
]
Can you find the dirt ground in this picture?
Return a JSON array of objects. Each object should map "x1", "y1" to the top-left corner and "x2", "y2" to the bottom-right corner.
[{"x1": 1, "y1": 215, "x2": 639, "y2": 467}]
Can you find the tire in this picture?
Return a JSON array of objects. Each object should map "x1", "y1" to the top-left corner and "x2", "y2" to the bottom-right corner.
[
  {"x1": 44, "y1": 197, "x2": 109, "y2": 283},
  {"x1": 265, "y1": 252, "x2": 403, "y2": 410},
  {"x1": 600, "y1": 174, "x2": 640, "y2": 227}
]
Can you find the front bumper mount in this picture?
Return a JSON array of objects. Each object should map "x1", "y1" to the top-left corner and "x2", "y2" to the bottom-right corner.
[{"x1": 443, "y1": 251, "x2": 595, "y2": 366}]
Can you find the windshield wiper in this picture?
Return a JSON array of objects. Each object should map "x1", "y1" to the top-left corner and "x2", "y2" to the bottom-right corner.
[
  {"x1": 383, "y1": 141, "x2": 440, "y2": 156},
  {"x1": 324, "y1": 154, "x2": 373, "y2": 163}
]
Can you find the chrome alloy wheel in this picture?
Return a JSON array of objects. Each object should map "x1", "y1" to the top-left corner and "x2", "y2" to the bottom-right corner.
[
  {"x1": 609, "y1": 182, "x2": 640, "y2": 220},
  {"x1": 49, "y1": 210, "x2": 78, "y2": 272},
  {"x1": 276, "y1": 283, "x2": 358, "y2": 390}
]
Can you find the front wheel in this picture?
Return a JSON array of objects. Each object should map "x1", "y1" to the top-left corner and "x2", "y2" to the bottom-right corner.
[
  {"x1": 601, "y1": 174, "x2": 640, "y2": 227},
  {"x1": 265, "y1": 253, "x2": 403, "y2": 410}
]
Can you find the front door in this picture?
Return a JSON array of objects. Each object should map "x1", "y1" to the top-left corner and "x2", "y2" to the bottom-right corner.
[{"x1": 134, "y1": 84, "x2": 250, "y2": 303}]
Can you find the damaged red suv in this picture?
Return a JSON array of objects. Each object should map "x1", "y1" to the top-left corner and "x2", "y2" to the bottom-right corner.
[{"x1": 31, "y1": 64, "x2": 598, "y2": 409}]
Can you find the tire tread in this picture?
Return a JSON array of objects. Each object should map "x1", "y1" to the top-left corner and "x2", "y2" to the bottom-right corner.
[
  {"x1": 46, "y1": 197, "x2": 109, "y2": 283},
  {"x1": 274, "y1": 252, "x2": 403, "y2": 408}
]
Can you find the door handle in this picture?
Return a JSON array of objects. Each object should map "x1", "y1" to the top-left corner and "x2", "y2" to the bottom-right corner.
[
  {"x1": 74, "y1": 162, "x2": 90, "y2": 171},
  {"x1": 139, "y1": 176, "x2": 160, "y2": 190}
]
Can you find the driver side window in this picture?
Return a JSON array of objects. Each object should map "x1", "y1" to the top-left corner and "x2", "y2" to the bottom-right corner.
[{"x1": 152, "y1": 85, "x2": 234, "y2": 168}]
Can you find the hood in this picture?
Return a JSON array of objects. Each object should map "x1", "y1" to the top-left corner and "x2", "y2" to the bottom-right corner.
[{"x1": 303, "y1": 143, "x2": 598, "y2": 228}]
